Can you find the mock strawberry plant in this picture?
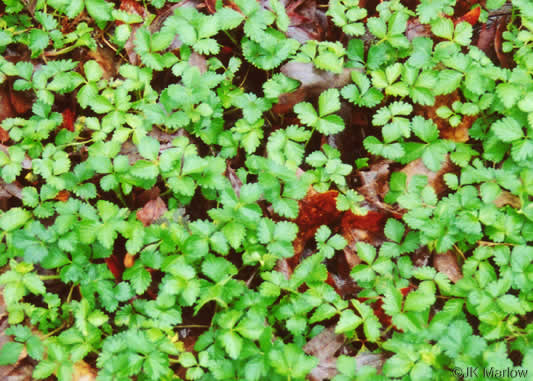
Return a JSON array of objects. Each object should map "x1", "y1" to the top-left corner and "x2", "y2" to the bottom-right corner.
[{"x1": 0, "y1": 0, "x2": 532, "y2": 380}]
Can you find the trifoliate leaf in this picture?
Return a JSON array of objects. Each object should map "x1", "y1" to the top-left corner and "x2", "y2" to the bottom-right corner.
[{"x1": 492, "y1": 117, "x2": 523, "y2": 142}]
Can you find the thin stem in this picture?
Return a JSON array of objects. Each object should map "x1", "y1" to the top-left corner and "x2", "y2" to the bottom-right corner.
[
  {"x1": 44, "y1": 43, "x2": 81, "y2": 57},
  {"x1": 238, "y1": 66, "x2": 251, "y2": 88},
  {"x1": 304, "y1": 125, "x2": 318, "y2": 148},
  {"x1": 453, "y1": 244, "x2": 466, "y2": 262},
  {"x1": 114, "y1": 188, "x2": 128, "y2": 207},
  {"x1": 66, "y1": 284, "x2": 75, "y2": 304},
  {"x1": 478, "y1": 241, "x2": 517, "y2": 247},
  {"x1": 176, "y1": 324, "x2": 209, "y2": 329},
  {"x1": 43, "y1": 322, "x2": 67, "y2": 338},
  {"x1": 40, "y1": 275, "x2": 60, "y2": 280},
  {"x1": 223, "y1": 30, "x2": 238, "y2": 47}
]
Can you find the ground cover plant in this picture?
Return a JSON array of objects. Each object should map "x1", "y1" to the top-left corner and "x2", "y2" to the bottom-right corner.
[{"x1": 0, "y1": 0, "x2": 532, "y2": 379}]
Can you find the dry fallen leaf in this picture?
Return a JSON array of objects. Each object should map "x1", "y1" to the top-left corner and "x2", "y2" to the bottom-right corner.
[
  {"x1": 119, "y1": 0, "x2": 149, "y2": 66},
  {"x1": 433, "y1": 250, "x2": 463, "y2": 283},
  {"x1": 0, "y1": 180, "x2": 23, "y2": 201},
  {"x1": 455, "y1": 6, "x2": 481, "y2": 26},
  {"x1": 72, "y1": 361, "x2": 97, "y2": 381},
  {"x1": 303, "y1": 327, "x2": 345, "y2": 381},
  {"x1": 276, "y1": 62, "x2": 360, "y2": 112},
  {"x1": 293, "y1": 189, "x2": 341, "y2": 261},
  {"x1": 0, "y1": 86, "x2": 15, "y2": 122},
  {"x1": 493, "y1": 191, "x2": 521, "y2": 209},
  {"x1": 137, "y1": 197, "x2": 168, "y2": 227},
  {"x1": 55, "y1": 190, "x2": 70, "y2": 202},
  {"x1": 406, "y1": 18, "x2": 431, "y2": 41},
  {"x1": 415, "y1": 91, "x2": 475, "y2": 142},
  {"x1": 123, "y1": 253, "x2": 135, "y2": 268},
  {"x1": 226, "y1": 162, "x2": 242, "y2": 198},
  {"x1": 400, "y1": 155, "x2": 456, "y2": 196}
]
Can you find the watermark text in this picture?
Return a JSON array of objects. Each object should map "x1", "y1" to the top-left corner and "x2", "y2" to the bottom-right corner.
[{"x1": 451, "y1": 366, "x2": 528, "y2": 379}]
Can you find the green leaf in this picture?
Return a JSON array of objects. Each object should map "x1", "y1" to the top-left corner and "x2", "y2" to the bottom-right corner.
[
  {"x1": 263, "y1": 74, "x2": 300, "y2": 99},
  {"x1": 33, "y1": 360, "x2": 57, "y2": 379},
  {"x1": 216, "y1": 8, "x2": 245, "y2": 30},
  {"x1": 431, "y1": 18, "x2": 453, "y2": 40},
  {"x1": 384, "y1": 218, "x2": 404, "y2": 242},
  {"x1": 23, "y1": 273, "x2": 46, "y2": 295},
  {"x1": 85, "y1": 0, "x2": 112, "y2": 27},
  {"x1": 123, "y1": 264, "x2": 152, "y2": 295},
  {"x1": 202, "y1": 255, "x2": 237, "y2": 283},
  {"x1": 220, "y1": 331, "x2": 242, "y2": 359},
  {"x1": 492, "y1": 117, "x2": 523, "y2": 142},
  {"x1": 0, "y1": 208, "x2": 31, "y2": 232},
  {"x1": 518, "y1": 93, "x2": 533, "y2": 112},
  {"x1": 336, "y1": 309, "x2": 363, "y2": 333},
  {"x1": 368, "y1": 17, "x2": 387, "y2": 39},
  {"x1": 29, "y1": 29, "x2": 49, "y2": 56},
  {"x1": 356, "y1": 242, "x2": 376, "y2": 264},
  {"x1": 0, "y1": 342, "x2": 24, "y2": 365},
  {"x1": 138, "y1": 136, "x2": 160, "y2": 161},
  {"x1": 223, "y1": 222, "x2": 246, "y2": 249},
  {"x1": 404, "y1": 282, "x2": 436, "y2": 311},
  {"x1": 411, "y1": 116, "x2": 439, "y2": 143},
  {"x1": 454, "y1": 22, "x2": 473, "y2": 45},
  {"x1": 270, "y1": 0, "x2": 289, "y2": 32},
  {"x1": 294, "y1": 102, "x2": 318, "y2": 126},
  {"x1": 318, "y1": 88, "x2": 341, "y2": 116},
  {"x1": 130, "y1": 160, "x2": 159, "y2": 179},
  {"x1": 316, "y1": 114, "x2": 344, "y2": 135},
  {"x1": 383, "y1": 354, "x2": 413, "y2": 378},
  {"x1": 144, "y1": 351, "x2": 169, "y2": 379},
  {"x1": 496, "y1": 83, "x2": 521, "y2": 109}
]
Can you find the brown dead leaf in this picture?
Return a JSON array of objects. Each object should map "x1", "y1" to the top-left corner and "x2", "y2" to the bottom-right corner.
[
  {"x1": 493, "y1": 191, "x2": 521, "y2": 209},
  {"x1": 0, "y1": 127, "x2": 8, "y2": 143},
  {"x1": 72, "y1": 361, "x2": 97, "y2": 381},
  {"x1": 286, "y1": 0, "x2": 324, "y2": 43},
  {"x1": 0, "y1": 360, "x2": 33, "y2": 381},
  {"x1": 226, "y1": 162, "x2": 242, "y2": 198},
  {"x1": 272, "y1": 87, "x2": 307, "y2": 114},
  {"x1": 354, "y1": 351, "x2": 386, "y2": 372},
  {"x1": 303, "y1": 327, "x2": 345, "y2": 381},
  {"x1": 276, "y1": 62, "x2": 359, "y2": 113},
  {"x1": 433, "y1": 250, "x2": 463, "y2": 283},
  {"x1": 412, "y1": 246, "x2": 432, "y2": 267},
  {"x1": 136, "y1": 197, "x2": 168, "y2": 226},
  {"x1": 55, "y1": 190, "x2": 70, "y2": 202},
  {"x1": 0, "y1": 86, "x2": 15, "y2": 122},
  {"x1": 275, "y1": 258, "x2": 293, "y2": 280},
  {"x1": 329, "y1": 270, "x2": 360, "y2": 298},
  {"x1": 8, "y1": 87, "x2": 32, "y2": 115},
  {"x1": 0, "y1": 144, "x2": 31, "y2": 169},
  {"x1": 340, "y1": 209, "x2": 387, "y2": 273},
  {"x1": 88, "y1": 47, "x2": 118, "y2": 80},
  {"x1": 0, "y1": 318, "x2": 29, "y2": 379},
  {"x1": 341, "y1": 210, "x2": 386, "y2": 234},
  {"x1": 406, "y1": 18, "x2": 432, "y2": 41},
  {"x1": 343, "y1": 245, "x2": 362, "y2": 269},
  {"x1": 495, "y1": 14, "x2": 514, "y2": 68},
  {"x1": 0, "y1": 179, "x2": 23, "y2": 201},
  {"x1": 356, "y1": 160, "x2": 393, "y2": 206},
  {"x1": 119, "y1": 0, "x2": 149, "y2": 66},
  {"x1": 123, "y1": 253, "x2": 135, "y2": 268},
  {"x1": 293, "y1": 189, "x2": 341, "y2": 260},
  {"x1": 400, "y1": 155, "x2": 456, "y2": 196},
  {"x1": 477, "y1": 22, "x2": 498, "y2": 61},
  {"x1": 456, "y1": 6, "x2": 481, "y2": 26},
  {"x1": 415, "y1": 91, "x2": 474, "y2": 142},
  {"x1": 132, "y1": 186, "x2": 161, "y2": 209}
]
